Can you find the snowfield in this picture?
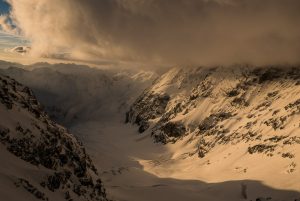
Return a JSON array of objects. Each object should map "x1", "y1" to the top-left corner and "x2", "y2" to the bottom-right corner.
[{"x1": 1, "y1": 61, "x2": 300, "y2": 201}]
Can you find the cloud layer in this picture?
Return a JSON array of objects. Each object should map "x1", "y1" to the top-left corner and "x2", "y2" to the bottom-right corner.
[
  {"x1": 0, "y1": 15, "x2": 18, "y2": 34},
  {"x1": 6, "y1": 0, "x2": 300, "y2": 66}
]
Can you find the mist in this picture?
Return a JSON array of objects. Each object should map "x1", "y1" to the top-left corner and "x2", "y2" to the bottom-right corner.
[{"x1": 6, "y1": 0, "x2": 300, "y2": 66}]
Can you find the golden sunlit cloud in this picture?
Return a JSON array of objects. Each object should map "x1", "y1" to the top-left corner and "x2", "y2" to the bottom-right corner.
[{"x1": 5, "y1": 0, "x2": 300, "y2": 66}]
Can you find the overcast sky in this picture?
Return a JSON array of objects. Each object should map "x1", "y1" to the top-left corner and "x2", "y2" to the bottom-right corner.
[{"x1": 1, "y1": 0, "x2": 300, "y2": 67}]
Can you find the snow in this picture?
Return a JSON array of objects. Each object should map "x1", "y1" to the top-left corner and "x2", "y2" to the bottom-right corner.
[
  {"x1": 0, "y1": 146, "x2": 65, "y2": 201},
  {"x1": 70, "y1": 116, "x2": 300, "y2": 201},
  {"x1": 0, "y1": 73, "x2": 108, "y2": 201},
  {"x1": 70, "y1": 67, "x2": 300, "y2": 200},
  {"x1": 1, "y1": 63, "x2": 300, "y2": 201}
]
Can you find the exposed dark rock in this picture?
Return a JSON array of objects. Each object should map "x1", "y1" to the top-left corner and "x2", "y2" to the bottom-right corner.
[
  {"x1": 79, "y1": 177, "x2": 94, "y2": 187},
  {"x1": 47, "y1": 174, "x2": 61, "y2": 191},
  {"x1": 0, "y1": 75, "x2": 108, "y2": 201},
  {"x1": 285, "y1": 99, "x2": 300, "y2": 110},
  {"x1": 127, "y1": 92, "x2": 170, "y2": 133},
  {"x1": 283, "y1": 136, "x2": 300, "y2": 145},
  {"x1": 265, "y1": 135, "x2": 287, "y2": 143},
  {"x1": 282, "y1": 152, "x2": 295, "y2": 159},
  {"x1": 198, "y1": 149, "x2": 206, "y2": 158},
  {"x1": 161, "y1": 122, "x2": 186, "y2": 138},
  {"x1": 258, "y1": 68, "x2": 283, "y2": 83},
  {"x1": 151, "y1": 122, "x2": 186, "y2": 144},
  {"x1": 227, "y1": 89, "x2": 240, "y2": 97},
  {"x1": 232, "y1": 97, "x2": 249, "y2": 107},
  {"x1": 15, "y1": 178, "x2": 48, "y2": 201},
  {"x1": 0, "y1": 125, "x2": 9, "y2": 139},
  {"x1": 256, "y1": 101, "x2": 272, "y2": 111},
  {"x1": 264, "y1": 117, "x2": 287, "y2": 130},
  {"x1": 267, "y1": 91, "x2": 279, "y2": 98},
  {"x1": 248, "y1": 144, "x2": 277, "y2": 154},
  {"x1": 199, "y1": 112, "x2": 233, "y2": 132}
]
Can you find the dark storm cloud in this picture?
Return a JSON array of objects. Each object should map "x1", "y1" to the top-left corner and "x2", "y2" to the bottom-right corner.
[{"x1": 6, "y1": 0, "x2": 300, "y2": 66}]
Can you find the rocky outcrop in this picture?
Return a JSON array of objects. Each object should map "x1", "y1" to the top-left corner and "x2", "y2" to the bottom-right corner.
[
  {"x1": 127, "y1": 66, "x2": 300, "y2": 159},
  {"x1": 15, "y1": 178, "x2": 49, "y2": 201},
  {"x1": 126, "y1": 92, "x2": 170, "y2": 133},
  {"x1": 152, "y1": 122, "x2": 186, "y2": 144},
  {"x1": 0, "y1": 74, "x2": 108, "y2": 201}
]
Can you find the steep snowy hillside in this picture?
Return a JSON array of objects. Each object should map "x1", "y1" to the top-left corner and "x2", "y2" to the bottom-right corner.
[
  {"x1": 0, "y1": 62, "x2": 157, "y2": 126},
  {"x1": 0, "y1": 74, "x2": 108, "y2": 201},
  {"x1": 127, "y1": 66, "x2": 300, "y2": 200},
  {"x1": 2, "y1": 60, "x2": 300, "y2": 201}
]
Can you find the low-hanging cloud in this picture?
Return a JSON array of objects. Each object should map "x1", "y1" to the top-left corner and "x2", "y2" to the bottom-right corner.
[
  {"x1": 6, "y1": 0, "x2": 300, "y2": 66},
  {"x1": 0, "y1": 15, "x2": 18, "y2": 34}
]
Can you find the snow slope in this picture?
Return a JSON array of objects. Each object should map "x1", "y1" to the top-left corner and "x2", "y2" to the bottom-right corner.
[
  {"x1": 70, "y1": 118, "x2": 300, "y2": 201},
  {"x1": 0, "y1": 74, "x2": 108, "y2": 201},
  {"x1": 127, "y1": 65, "x2": 300, "y2": 200}
]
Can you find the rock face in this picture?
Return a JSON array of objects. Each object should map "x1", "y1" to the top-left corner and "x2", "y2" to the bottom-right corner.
[
  {"x1": 0, "y1": 74, "x2": 108, "y2": 201},
  {"x1": 126, "y1": 93, "x2": 170, "y2": 133},
  {"x1": 127, "y1": 66, "x2": 300, "y2": 158}
]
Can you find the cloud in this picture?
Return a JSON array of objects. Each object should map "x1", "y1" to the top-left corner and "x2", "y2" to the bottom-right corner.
[
  {"x1": 5, "y1": 0, "x2": 300, "y2": 66},
  {"x1": 0, "y1": 14, "x2": 17, "y2": 34},
  {"x1": 10, "y1": 45, "x2": 30, "y2": 54}
]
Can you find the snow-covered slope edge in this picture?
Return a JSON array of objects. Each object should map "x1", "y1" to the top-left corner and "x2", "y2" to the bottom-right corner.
[
  {"x1": 127, "y1": 66, "x2": 300, "y2": 200},
  {"x1": 0, "y1": 74, "x2": 108, "y2": 201}
]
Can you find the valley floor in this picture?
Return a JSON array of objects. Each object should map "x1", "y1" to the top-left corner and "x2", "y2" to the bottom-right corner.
[{"x1": 70, "y1": 116, "x2": 300, "y2": 201}]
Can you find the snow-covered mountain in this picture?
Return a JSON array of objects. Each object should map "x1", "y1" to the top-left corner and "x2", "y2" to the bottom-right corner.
[
  {"x1": 0, "y1": 62, "x2": 157, "y2": 126},
  {"x1": 0, "y1": 74, "x2": 108, "y2": 201},
  {"x1": 1, "y1": 60, "x2": 300, "y2": 201},
  {"x1": 127, "y1": 65, "x2": 300, "y2": 200}
]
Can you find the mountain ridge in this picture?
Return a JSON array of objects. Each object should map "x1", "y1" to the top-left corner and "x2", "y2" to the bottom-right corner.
[
  {"x1": 0, "y1": 74, "x2": 108, "y2": 201},
  {"x1": 126, "y1": 65, "x2": 300, "y2": 199}
]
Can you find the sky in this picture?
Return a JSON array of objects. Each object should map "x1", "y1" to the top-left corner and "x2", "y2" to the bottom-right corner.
[
  {"x1": 0, "y1": 0, "x2": 300, "y2": 67},
  {"x1": 0, "y1": 0, "x2": 29, "y2": 54},
  {"x1": 0, "y1": 0, "x2": 9, "y2": 14}
]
